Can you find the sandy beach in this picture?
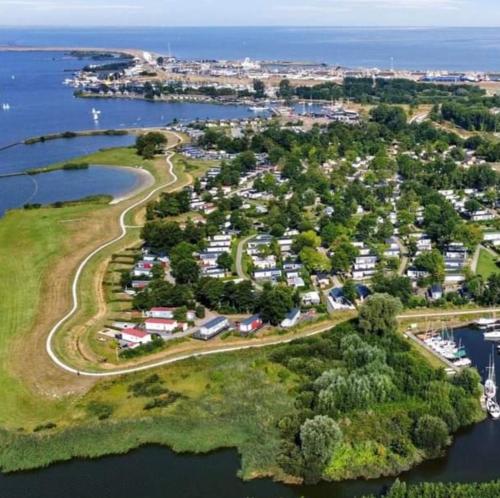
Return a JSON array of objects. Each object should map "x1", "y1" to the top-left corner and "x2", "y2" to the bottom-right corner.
[{"x1": 108, "y1": 165, "x2": 155, "y2": 205}]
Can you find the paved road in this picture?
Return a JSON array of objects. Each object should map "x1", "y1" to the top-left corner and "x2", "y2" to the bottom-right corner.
[
  {"x1": 408, "y1": 111, "x2": 429, "y2": 124},
  {"x1": 471, "y1": 245, "x2": 481, "y2": 273},
  {"x1": 395, "y1": 236, "x2": 408, "y2": 276},
  {"x1": 51, "y1": 318, "x2": 341, "y2": 378},
  {"x1": 235, "y1": 234, "x2": 255, "y2": 280},
  {"x1": 45, "y1": 133, "x2": 184, "y2": 377}
]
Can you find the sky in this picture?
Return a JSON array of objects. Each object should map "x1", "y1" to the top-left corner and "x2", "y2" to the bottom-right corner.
[{"x1": 0, "y1": 0, "x2": 499, "y2": 27}]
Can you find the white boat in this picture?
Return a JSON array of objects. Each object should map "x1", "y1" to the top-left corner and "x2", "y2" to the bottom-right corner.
[
  {"x1": 91, "y1": 108, "x2": 101, "y2": 121},
  {"x1": 2, "y1": 103, "x2": 10, "y2": 111},
  {"x1": 475, "y1": 317, "x2": 499, "y2": 328},
  {"x1": 484, "y1": 330, "x2": 500, "y2": 340},
  {"x1": 249, "y1": 106, "x2": 268, "y2": 113},
  {"x1": 453, "y1": 357, "x2": 472, "y2": 367},
  {"x1": 485, "y1": 352, "x2": 497, "y2": 399},
  {"x1": 487, "y1": 397, "x2": 500, "y2": 419}
]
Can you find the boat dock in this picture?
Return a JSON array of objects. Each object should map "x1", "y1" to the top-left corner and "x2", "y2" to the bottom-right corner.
[{"x1": 405, "y1": 331, "x2": 460, "y2": 372}]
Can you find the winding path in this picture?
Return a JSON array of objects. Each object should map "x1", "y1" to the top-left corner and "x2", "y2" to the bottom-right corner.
[{"x1": 45, "y1": 133, "x2": 184, "y2": 377}]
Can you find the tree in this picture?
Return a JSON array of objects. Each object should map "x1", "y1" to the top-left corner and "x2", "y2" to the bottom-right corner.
[
  {"x1": 413, "y1": 249, "x2": 445, "y2": 284},
  {"x1": 217, "y1": 252, "x2": 233, "y2": 272},
  {"x1": 141, "y1": 221, "x2": 184, "y2": 253},
  {"x1": 258, "y1": 285, "x2": 294, "y2": 325},
  {"x1": 370, "y1": 104, "x2": 407, "y2": 132},
  {"x1": 171, "y1": 258, "x2": 199, "y2": 285},
  {"x1": 358, "y1": 293, "x2": 402, "y2": 336},
  {"x1": 342, "y1": 279, "x2": 358, "y2": 305},
  {"x1": 173, "y1": 306, "x2": 188, "y2": 322},
  {"x1": 299, "y1": 415, "x2": 342, "y2": 483},
  {"x1": 299, "y1": 247, "x2": 332, "y2": 273},
  {"x1": 423, "y1": 200, "x2": 460, "y2": 247},
  {"x1": 320, "y1": 222, "x2": 346, "y2": 248},
  {"x1": 292, "y1": 230, "x2": 321, "y2": 253},
  {"x1": 278, "y1": 78, "x2": 294, "y2": 100},
  {"x1": 452, "y1": 368, "x2": 481, "y2": 397},
  {"x1": 141, "y1": 143, "x2": 156, "y2": 159},
  {"x1": 482, "y1": 273, "x2": 500, "y2": 306},
  {"x1": 136, "y1": 132, "x2": 167, "y2": 157},
  {"x1": 253, "y1": 79, "x2": 266, "y2": 99},
  {"x1": 454, "y1": 223, "x2": 483, "y2": 252},
  {"x1": 331, "y1": 240, "x2": 359, "y2": 274},
  {"x1": 372, "y1": 274, "x2": 413, "y2": 306},
  {"x1": 195, "y1": 305, "x2": 206, "y2": 319},
  {"x1": 413, "y1": 415, "x2": 449, "y2": 457}
]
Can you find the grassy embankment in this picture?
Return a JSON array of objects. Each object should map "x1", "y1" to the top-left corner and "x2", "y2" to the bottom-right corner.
[
  {"x1": 477, "y1": 248, "x2": 499, "y2": 278},
  {"x1": 50, "y1": 149, "x2": 214, "y2": 369},
  {"x1": 0, "y1": 144, "x2": 161, "y2": 428}
]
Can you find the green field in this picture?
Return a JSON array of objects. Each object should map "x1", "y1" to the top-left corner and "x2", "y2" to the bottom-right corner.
[
  {"x1": 477, "y1": 248, "x2": 499, "y2": 278},
  {"x1": 0, "y1": 200, "x2": 111, "y2": 427},
  {"x1": 27, "y1": 146, "x2": 154, "y2": 174}
]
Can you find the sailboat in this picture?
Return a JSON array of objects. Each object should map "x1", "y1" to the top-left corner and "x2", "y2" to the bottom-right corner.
[
  {"x1": 485, "y1": 352, "x2": 497, "y2": 399},
  {"x1": 91, "y1": 108, "x2": 101, "y2": 121},
  {"x1": 487, "y1": 397, "x2": 500, "y2": 419}
]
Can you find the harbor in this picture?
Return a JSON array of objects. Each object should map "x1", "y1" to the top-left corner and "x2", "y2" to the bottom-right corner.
[{"x1": 411, "y1": 317, "x2": 500, "y2": 420}]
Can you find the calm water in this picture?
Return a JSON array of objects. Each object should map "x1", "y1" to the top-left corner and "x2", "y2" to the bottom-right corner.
[
  {"x1": 0, "y1": 165, "x2": 144, "y2": 217},
  {"x1": 0, "y1": 327, "x2": 498, "y2": 498},
  {"x1": 0, "y1": 49, "x2": 252, "y2": 214},
  {"x1": 0, "y1": 50, "x2": 253, "y2": 147},
  {"x1": 0, "y1": 135, "x2": 136, "y2": 175},
  {"x1": 1, "y1": 27, "x2": 500, "y2": 72}
]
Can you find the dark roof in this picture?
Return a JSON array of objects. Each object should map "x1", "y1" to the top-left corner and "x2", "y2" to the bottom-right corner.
[
  {"x1": 202, "y1": 316, "x2": 227, "y2": 329},
  {"x1": 355, "y1": 284, "x2": 371, "y2": 299},
  {"x1": 330, "y1": 287, "x2": 344, "y2": 299},
  {"x1": 285, "y1": 308, "x2": 300, "y2": 320},
  {"x1": 430, "y1": 284, "x2": 443, "y2": 293}
]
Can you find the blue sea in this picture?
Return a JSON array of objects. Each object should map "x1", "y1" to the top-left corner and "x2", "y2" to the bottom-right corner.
[{"x1": 1, "y1": 26, "x2": 500, "y2": 71}]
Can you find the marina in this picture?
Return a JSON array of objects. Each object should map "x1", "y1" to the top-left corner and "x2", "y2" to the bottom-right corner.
[{"x1": 417, "y1": 325, "x2": 473, "y2": 370}]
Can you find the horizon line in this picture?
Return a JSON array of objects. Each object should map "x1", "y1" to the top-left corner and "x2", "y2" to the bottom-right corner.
[{"x1": 1, "y1": 24, "x2": 500, "y2": 29}]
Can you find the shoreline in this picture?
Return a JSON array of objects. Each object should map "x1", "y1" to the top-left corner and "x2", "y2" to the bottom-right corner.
[
  {"x1": 109, "y1": 165, "x2": 155, "y2": 205},
  {"x1": 2, "y1": 43, "x2": 499, "y2": 76},
  {"x1": 0, "y1": 45, "x2": 151, "y2": 62}
]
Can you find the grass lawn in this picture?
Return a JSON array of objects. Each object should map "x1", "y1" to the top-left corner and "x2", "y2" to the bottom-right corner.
[{"x1": 477, "y1": 248, "x2": 499, "y2": 278}]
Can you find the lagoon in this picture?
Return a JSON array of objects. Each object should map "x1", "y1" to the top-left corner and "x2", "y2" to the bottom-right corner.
[{"x1": 0, "y1": 165, "x2": 146, "y2": 217}]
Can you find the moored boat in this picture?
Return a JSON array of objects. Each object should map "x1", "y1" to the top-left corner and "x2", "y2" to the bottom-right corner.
[
  {"x1": 475, "y1": 317, "x2": 499, "y2": 328},
  {"x1": 485, "y1": 352, "x2": 497, "y2": 399},
  {"x1": 487, "y1": 397, "x2": 500, "y2": 419},
  {"x1": 484, "y1": 330, "x2": 500, "y2": 340}
]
